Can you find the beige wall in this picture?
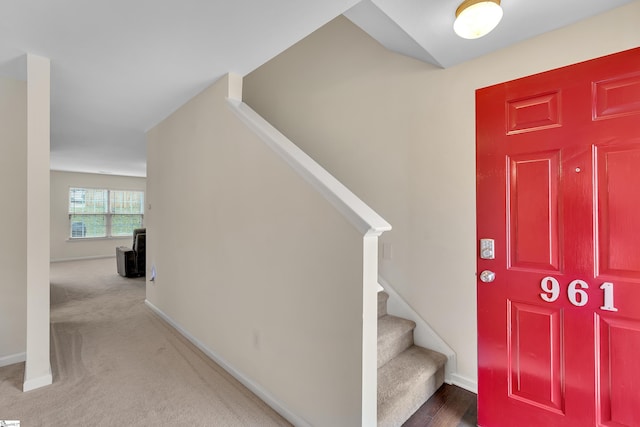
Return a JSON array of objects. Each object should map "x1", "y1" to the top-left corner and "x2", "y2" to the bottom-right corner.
[
  {"x1": 147, "y1": 75, "x2": 371, "y2": 425},
  {"x1": 0, "y1": 77, "x2": 27, "y2": 362},
  {"x1": 50, "y1": 171, "x2": 146, "y2": 262},
  {"x1": 244, "y1": 2, "x2": 640, "y2": 386}
]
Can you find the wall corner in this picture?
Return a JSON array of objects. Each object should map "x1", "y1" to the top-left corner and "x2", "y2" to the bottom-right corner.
[{"x1": 227, "y1": 72, "x2": 243, "y2": 102}]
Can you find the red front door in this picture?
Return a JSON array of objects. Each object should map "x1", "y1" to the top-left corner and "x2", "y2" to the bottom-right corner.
[{"x1": 476, "y1": 47, "x2": 640, "y2": 427}]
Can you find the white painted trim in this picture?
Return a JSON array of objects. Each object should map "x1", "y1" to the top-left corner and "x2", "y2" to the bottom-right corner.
[
  {"x1": 0, "y1": 352, "x2": 26, "y2": 368},
  {"x1": 66, "y1": 236, "x2": 132, "y2": 242},
  {"x1": 361, "y1": 235, "x2": 379, "y2": 426},
  {"x1": 227, "y1": 72, "x2": 243, "y2": 102},
  {"x1": 378, "y1": 276, "x2": 458, "y2": 384},
  {"x1": 50, "y1": 255, "x2": 115, "y2": 263},
  {"x1": 144, "y1": 300, "x2": 311, "y2": 427},
  {"x1": 450, "y1": 373, "x2": 478, "y2": 394},
  {"x1": 23, "y1": 367, "x2": 52, "y2": 392},
  {"x1": 226, "y1": 98, "x2": 391, "y2": 237},
  {"x1": 24, "y1": 53, "x2": 52, "y2": 395}
]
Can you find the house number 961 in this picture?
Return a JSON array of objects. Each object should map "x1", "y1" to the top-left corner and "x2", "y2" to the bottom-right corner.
[{"x1": 540, "y1": 277, "x2": 618, "y2": 312}]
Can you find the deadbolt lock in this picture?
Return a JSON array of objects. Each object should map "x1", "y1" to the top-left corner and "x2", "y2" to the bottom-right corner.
[{"x1": 480, "y1": 238, "x2": 495, "y2": 259}]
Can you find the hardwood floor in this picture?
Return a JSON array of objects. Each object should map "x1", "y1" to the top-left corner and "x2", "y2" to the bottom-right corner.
[{"x1": 403, "y1": 384, "x2": 477, "y2": 427}]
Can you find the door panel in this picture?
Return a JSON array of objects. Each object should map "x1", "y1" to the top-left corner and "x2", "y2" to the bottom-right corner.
[
  {"x1": 596, "y1": 315, "x2": 640, "y2": 427},
  {"x1": 508, "y1": 301, "x2": 563, "y2": 413},
  {"x1": 477, "y1": 47, "x2": 640, "y2": 427},
  {"x1": 596, "y1": 143, "x2": 640, "y2": 278},
  {"x1": 507, "y1": 151, "x2": 560, "y2": 270},
  {"x1": 507, "y1": 91, "x2": 562, "y2": 134},
  {"x1": 593, "y1": 73, "x2": 640, "y2": 120}
]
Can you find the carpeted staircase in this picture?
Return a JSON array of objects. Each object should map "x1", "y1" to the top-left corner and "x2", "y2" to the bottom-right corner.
[{"x1": 377, "y1": 291, "x2": 447, "y2": 426}]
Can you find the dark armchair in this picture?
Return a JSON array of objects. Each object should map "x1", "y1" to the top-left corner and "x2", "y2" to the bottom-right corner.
[{"x1": 116, "y1": 228, "x2": 146, "y2": 277}]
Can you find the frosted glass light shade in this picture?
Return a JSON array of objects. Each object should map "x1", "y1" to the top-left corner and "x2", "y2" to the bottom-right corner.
[{"x1": 454, "y1": 0, "x2": 503, "y2": 39}]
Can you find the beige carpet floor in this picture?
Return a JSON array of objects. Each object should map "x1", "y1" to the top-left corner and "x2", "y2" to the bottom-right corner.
[{"x1": 0, "y1": 258, "x2": 291, "y2": 427}]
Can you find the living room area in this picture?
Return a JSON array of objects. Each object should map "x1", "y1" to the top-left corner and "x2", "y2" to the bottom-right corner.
[{"x1": 0, "y1": 167, "x2": 295, "y2": 424}]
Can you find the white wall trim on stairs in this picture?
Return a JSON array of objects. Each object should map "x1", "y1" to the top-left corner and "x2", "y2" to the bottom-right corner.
[
  {"x1": 378, "y1": 276, "x2": 460, "y2": 386},
  {"x1": 450, "y1": 373, "x2": 477, "y2": 394},
  {"x1": 0, "y1": 352, "x2": 26, "y2": 368},
  {"x1": 144, "y1": 299, "x2": 311, "y2": 427}
]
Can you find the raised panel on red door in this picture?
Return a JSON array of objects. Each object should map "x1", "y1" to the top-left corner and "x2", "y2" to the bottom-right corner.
[
  {"x1": 477, "y1": 47, "x2": 640, "y2": 427},
  {"x1": 596, "y1": 315, "x2": 640, "y2": 427},
  {"x1": 507, "y1": 301, "x2": 563, "y2": 413},
  {"x1": 595, "y1": 142, "x2": 640, "y2": 279},
  {"x1": 507, "y1": 150, "x2": 560, "y2": 272}
]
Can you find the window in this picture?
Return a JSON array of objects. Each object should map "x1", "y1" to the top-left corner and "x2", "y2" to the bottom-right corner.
[{"x1": 69, "y1": 187, "x2": 144, "y2": 238}]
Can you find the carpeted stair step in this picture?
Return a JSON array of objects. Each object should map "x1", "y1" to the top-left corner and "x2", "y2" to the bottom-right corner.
[
  {"x1": 377, "y1": 345, "x2": 447, "y2": 427},
  {"x1": 378, "y1": 314, "x2": 416, "y2": 368},
  {"x1": 378, "y1": 291, "x2": 389, "y2": 318}
]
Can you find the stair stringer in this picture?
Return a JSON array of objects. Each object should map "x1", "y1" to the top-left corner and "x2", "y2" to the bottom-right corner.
[{"x1": 378, "y1": 276, "x2": 457, "y2": 386}]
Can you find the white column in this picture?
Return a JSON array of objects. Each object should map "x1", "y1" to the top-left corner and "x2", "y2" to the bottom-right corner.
[
  {"x1": 361, "y1": 233, "x2": 380, "y2": 426},
  {"x1": 23, "y1": 54, "x2": 52, "y2": 392}
]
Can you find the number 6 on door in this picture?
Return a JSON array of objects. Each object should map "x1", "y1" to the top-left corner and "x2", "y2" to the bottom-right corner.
[{"x1": 568, "y1": 280, "x2": 589, "y2": 306}]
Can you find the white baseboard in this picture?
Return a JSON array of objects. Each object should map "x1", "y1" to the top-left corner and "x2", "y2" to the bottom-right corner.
[
  {"x1": 0, "y1": 352, "x2": 26, "y2": 368},
  {"x1": 450, "y1": 373, "x2": 477, "y2": 394},
  {"x1": 23, "y1": 367, "x2": 53, "y2": 392},
  {"x1": 50, "y1": 255, "x2": 115, "y2": 263},
  {"x1": 144, "y1": 299, "x2": 310, "y2": 427}
]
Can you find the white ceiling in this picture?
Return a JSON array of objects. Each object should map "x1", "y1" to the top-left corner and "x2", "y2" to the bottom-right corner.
[{"x1": 0, "y1": 0, "x2": 634, "y2": 177}]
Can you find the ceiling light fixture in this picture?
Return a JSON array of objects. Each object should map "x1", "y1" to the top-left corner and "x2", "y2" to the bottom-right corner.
[{"x1": 454, "y1": 0, "x2": 503, "y2": 40}]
